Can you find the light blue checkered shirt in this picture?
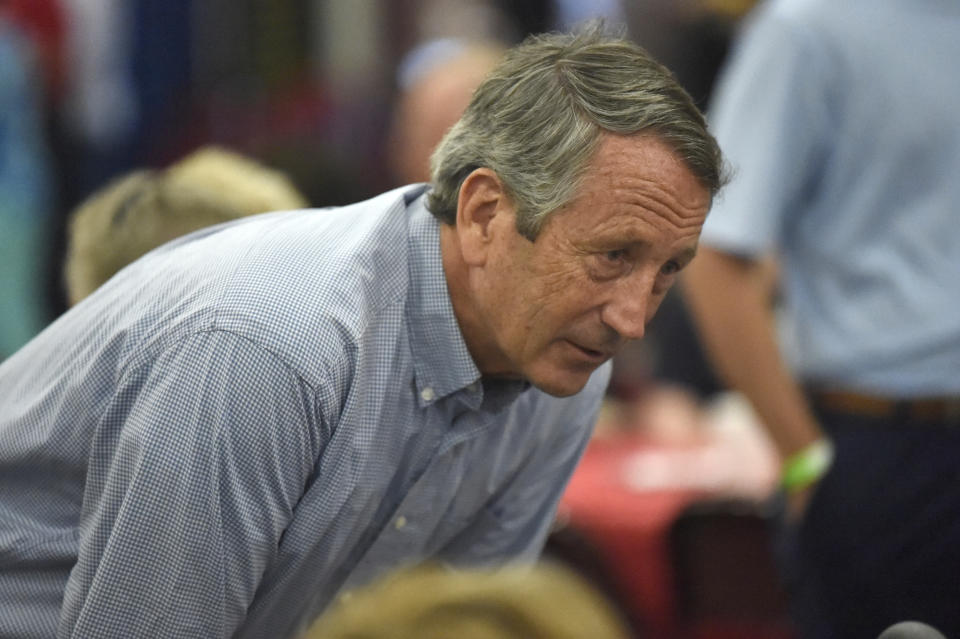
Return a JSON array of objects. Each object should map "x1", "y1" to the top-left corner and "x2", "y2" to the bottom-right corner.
[{"x1": 0, "y1": 185, "x2": 608, "y2": 638}]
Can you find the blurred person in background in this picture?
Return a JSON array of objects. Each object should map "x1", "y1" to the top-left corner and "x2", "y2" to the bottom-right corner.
[
  {"x1": 302, "y1": 562, "x2": 629, "y2": 639},
  {"x1": 683, "y1": 1, "x2": 960, "y2": 637},
  {"x1": 63, "y1": 146, "x2": 308, "y2": 305},
  {"x1": 387, "y1": 38, "x2": 506, "y2": 186},
  {"x1": 0, "y1": 8, "x2": 56, "y2": 361},
  {"x1": 0, "y1": 25, "x2": 723, "y2": 638}
]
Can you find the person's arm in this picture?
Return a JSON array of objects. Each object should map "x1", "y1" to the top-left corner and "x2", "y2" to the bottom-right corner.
[
  {"x1": 59, "y1": 330, "x2": 324, "y2": 638},
  {"x1": 681, "y1": 7, "x2": 840, "y2": 513},
  {"x1": 683, "y1": 248, "x2": 824, "y2": 512}
]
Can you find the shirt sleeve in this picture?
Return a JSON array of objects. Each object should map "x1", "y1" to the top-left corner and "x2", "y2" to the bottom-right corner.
[
  {"x1": 59, "y1": 330, "x2": 324, "y2": 638},
  {"x1": 701, "y1": 8, "x2": 837, "y2": 256},
  {"x1": 438, "y1": 366, "x2": 610, "y2": 565}
]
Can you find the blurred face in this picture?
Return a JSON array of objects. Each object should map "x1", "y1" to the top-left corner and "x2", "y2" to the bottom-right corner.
[
  {"x1": 462, "y1": 134, "x2": 711, "y2": 397},
  {"x1": 390, "y1": 48, "x2": 503, "y2": 184}
]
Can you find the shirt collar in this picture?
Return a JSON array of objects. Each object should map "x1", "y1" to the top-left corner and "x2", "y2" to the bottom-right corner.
[{"x1": 405, "y1": 189, "x2": 483, "y2": 407}]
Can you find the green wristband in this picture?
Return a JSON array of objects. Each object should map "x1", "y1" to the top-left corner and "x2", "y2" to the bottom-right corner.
[{"x1": 781, "y1": 439, "x2": 833, "y2": 493}]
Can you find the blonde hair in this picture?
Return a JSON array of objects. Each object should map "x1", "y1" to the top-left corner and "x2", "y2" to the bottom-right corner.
[
  {"x1": 64, "y1": 147, "x2": 307, "y2": 305},
  {"x1": 303, "y1": 563, "x2": 629, "y2": 639}
]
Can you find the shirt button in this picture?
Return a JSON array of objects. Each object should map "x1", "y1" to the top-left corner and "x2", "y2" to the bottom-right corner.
[
  {"x1": 420, "y1": 387, "x2": 435, "y2": 401},
  {"x1": 395, "y1": 515, "x2": 407, "y2": 529}
]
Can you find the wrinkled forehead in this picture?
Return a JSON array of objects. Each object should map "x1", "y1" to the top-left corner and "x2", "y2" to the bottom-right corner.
[{"x1": 559, "y1": 134, "x2": 711, "y2": 218}]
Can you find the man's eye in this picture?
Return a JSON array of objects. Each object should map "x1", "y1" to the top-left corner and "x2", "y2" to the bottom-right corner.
[
  {"x1": 588, "y1": 249, "x2": 631, "y2": 281},
  {"x1": 603, "y1": 249, "x2": 629, "y2": 262},
  {"x1": 660, "y1": 260, "x2": 680, "y2": 276}
]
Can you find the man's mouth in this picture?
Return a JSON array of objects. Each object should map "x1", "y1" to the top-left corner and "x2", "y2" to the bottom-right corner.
[{"x1": 565, "y1": 340, "x2": 613, "y2": 362}]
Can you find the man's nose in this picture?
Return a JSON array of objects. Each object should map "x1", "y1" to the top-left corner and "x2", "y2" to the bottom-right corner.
[{"x1": 600, "y1": 271, "x2": 656, "y2": 341}]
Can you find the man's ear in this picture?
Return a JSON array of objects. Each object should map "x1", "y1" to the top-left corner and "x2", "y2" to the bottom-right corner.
[{"x1": 455, "y1": 168, "x2": 510, "y2": 266}]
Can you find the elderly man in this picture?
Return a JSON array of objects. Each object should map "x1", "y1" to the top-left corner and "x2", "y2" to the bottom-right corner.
[{"x1": 0, "y1": 27, "x2": 723, "y2": 638}]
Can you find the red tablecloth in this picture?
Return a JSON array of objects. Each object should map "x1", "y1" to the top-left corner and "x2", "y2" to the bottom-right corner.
[{"x1": 559, "y1": 433, "x2": 707, "y2": 637}]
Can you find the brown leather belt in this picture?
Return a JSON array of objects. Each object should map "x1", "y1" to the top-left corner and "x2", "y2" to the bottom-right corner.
[{"x1": 811, "y1": 390, "x2": 960, "y2": 423}]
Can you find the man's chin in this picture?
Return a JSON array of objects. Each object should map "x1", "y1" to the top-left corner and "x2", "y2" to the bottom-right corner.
[{"x1": 526, "y1": 368, "x2": 594, "y2": 398}]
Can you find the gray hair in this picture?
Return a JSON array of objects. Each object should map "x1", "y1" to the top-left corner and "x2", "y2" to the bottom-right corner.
[{"x1": 427, "y1": 24, "x2": 727, "y2": 239}]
